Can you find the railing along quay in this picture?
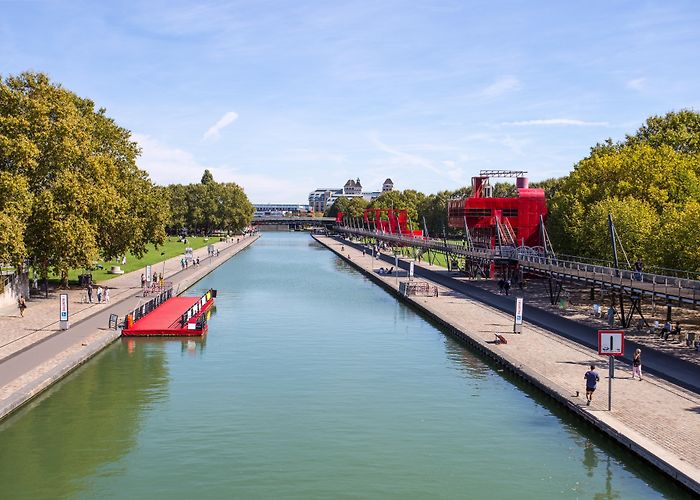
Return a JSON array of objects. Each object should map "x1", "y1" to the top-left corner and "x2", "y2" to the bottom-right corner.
[{"x1": 336, "y1": 226, "x2": 700, "y2": 306}]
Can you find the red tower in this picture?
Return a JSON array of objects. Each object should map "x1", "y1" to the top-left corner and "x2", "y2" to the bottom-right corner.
[{"x1": 447, "y1": 170, "x2": 547, "y2": 249}]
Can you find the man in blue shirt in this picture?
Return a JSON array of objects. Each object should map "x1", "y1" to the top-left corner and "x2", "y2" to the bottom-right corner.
[{"x1": 584, "y1": 365, "x2": 600, "y2": 406}]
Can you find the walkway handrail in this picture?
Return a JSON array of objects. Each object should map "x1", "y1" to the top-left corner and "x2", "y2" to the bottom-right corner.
[{"x1": 336, "y1": 225, "x2": 700, "y2": 296}]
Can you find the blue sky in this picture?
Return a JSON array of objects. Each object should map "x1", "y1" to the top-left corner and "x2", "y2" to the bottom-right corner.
[{"x1": 2, "y1": 1, "x2": 700, "y2": 203}]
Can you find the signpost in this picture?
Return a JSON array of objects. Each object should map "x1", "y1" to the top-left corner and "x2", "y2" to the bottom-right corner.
[
  {"x1": 59, "y1": 293, "x2": 69, "y2": 330},
  {"x1": 598, "y1": 329, "x2": 625, "y2": 411},
  {"x1": 514, "y1": 297, "x2": 523, "y2": 333},
  {"x1": 409, "y1": 261, "x2": 414, "y2": 281},
  {"x1": 146, "y1": 264, "x2": 153, "y2": 284},
  {"x1": 394, "y1": 254, "x2": 399, "y2": 287}
]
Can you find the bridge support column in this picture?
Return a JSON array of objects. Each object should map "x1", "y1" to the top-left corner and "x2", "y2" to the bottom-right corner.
[{"x1": 618, "y1": 291, "x2": 625, "y2": 328}]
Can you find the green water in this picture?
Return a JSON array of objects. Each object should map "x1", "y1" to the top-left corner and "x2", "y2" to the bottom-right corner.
[{"x1": 0, "y1": 233, "x2": 688, "y2": 499}]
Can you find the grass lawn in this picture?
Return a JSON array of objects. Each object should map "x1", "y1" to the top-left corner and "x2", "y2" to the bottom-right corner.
[{"x1": 44, "y1": 236, "x2": 219, "y2": 285}]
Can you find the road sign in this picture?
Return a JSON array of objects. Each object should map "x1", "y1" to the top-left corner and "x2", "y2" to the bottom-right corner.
[
  {"x1": 146, "y1": 265, "x2": 152, "y2": 283},
  {"x1": 598, "y1": 330, "x2": 624, "y2": 356},
  {"x1": 409, "y1": 261, "x2": 414, "y2": 279},
  {"x1": 514, "y1": 297, "x2": 523, "y2": 333}
]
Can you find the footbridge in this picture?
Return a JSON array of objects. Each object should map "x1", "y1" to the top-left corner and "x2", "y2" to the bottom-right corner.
[
  {"x1": 252, "y1": 216, "x2": 335, "y2": 229},
  {"x1": 335, "y1": 225, "x2": 700, "y2": 326}
]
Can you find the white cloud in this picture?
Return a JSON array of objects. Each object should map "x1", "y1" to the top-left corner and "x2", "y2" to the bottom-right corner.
[
  {"x1": 481, "y1": 76, "x2": 520, "y2": 98},
  {"x1": 203, "y1": 111, "x2": 239, "y2": 141},
  {"x1": 133, "y1": 133, "x2": 312, "y2": 203},
  {"x1": 370, "y1": 134, "x2": 464, "y2": 184},
  {"x1": 501, "y1": 118, "x2": 609, "y2": 127},
  {"x1": 626, "y1": 78, "x2": 646, "y2": 91}
]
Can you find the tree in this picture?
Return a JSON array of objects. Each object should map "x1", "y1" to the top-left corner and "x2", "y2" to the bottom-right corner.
[
  {"x1": 0, "y1": 172, "x2": 32, "y2": 265},
  {"x1": 657, "y1": 201, "x2": 700, "y2": 272},
  {"x1": 163, "y1": 172, "x2": 253, "y2": 235},
  {"x1": 578, "y1": 198, "x2": 659, "y2": 265},
  {"x1": 418, "y1": 191, "x2": 451, "y2": 237},
  {"x1": 369, "y1": 189, "x2": 426, "y2": 227},
  {"x1": 201, "y1": 169, "x2": 214, "y2": 184},
  {"x1": 0, "y1": 71, "x2": 167, "y2": 285},
  {"x1": 626, "y1": 109, "x2": 700, "y2": 154},
  {"x1": 547, "y1": 109, "x2": 700, "y2": 268},
  {"x1": 491, "y1": 182, "x2": 517, "y2": 198},
  {"x1": 326, "y1": 196, "x2": 368, "y2": 219}
]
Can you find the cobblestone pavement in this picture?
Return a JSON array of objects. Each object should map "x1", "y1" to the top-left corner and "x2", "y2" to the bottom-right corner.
[
  {"x1": 318, "y1": 236, "x2": 700, "y2": 491},
  {"x1": 0, "y1": 234, "x2": 260, "y2": 419}
]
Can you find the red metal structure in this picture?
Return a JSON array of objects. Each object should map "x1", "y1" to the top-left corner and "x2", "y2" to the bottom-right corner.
[
  {"x1": 337, "y1": 209, "x2": 422, "y2": 236},
  {"x1": 447, "y1": 170, "x2": 547, "y2": 249}
]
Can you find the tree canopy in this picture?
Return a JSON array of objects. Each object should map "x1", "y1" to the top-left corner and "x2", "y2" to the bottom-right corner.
[
  {"x1": 548, "y1": 110, "x2": 700, "y2": 270},
  {"x1": 0, "y1": 72, "x2": 167, "y2": 284},
  {"x1": 163, "y1": 172, "x2": 253, "y2": 235}
]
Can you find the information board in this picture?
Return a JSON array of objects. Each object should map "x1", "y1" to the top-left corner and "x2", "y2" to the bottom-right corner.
[
  {"x1": 515, "y1": 297, "x2": 523, "y2": 325},
  {"x1": 59, "y1": 293, "x2": 69, "y2": 321}
]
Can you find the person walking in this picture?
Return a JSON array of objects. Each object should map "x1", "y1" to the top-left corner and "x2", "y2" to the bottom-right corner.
[
  {"x1": 607, "y1": 305, "x2": 616, "y2": 327},
  {"x1": 87, "y1": 283, "x2": 93, "y2": 303},
  {"x1": 504, "y1": 279, "x2": 511, "y2": 296},
  {"x1": 17, "y1": 294, "x2": 27, "y2": 317},
  {"x1": 634, "y1": 258, "x2": 643, "y2": 281},
  {"x1": 632, "y1": 348, "x2": 642, "y2": 381},
  {"x1": 140, "y1": 273, "x2": 146, "y2": 288},
  {"x1": 104, "y1": 287, "x2": 110, "y2": 303},
  {"x1": 96, "y1": 285, "x2": 103, "y2": 304},
  {"x1": 584, "y1": 364, "x2": 600, "y2": 406}
]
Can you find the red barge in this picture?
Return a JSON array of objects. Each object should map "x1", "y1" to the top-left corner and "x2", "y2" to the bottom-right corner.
[{"x1": 122, "y1": 288, "x2": 217, "y2": 337}]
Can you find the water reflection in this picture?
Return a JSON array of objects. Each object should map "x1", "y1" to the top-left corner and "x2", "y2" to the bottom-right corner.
[{"x1": 0, "y1": 341, "x2": 169, "y2": 499}]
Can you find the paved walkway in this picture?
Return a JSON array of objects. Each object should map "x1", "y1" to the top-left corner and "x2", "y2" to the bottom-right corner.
[
  {"x1": 318, "y1": 235, "x2": 700, "y2": 493},
  {"x1": 0, "y1": 238, "x2": 240, "y2": 360},
  {"x1": 0, "y1": 233, "x2": 259, "y2": 420}
]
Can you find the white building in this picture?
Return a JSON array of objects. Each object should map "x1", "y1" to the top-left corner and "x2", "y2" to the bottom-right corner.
[
  {"x1": 308, "y1": 178, "x2": 394, "y2": 212},
  {"x1": 253, "y1": 204, "x2": 310, "y2": 218}
]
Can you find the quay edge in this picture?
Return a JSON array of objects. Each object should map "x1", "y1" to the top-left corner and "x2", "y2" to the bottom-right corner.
[{"x1": 312, "y1": 233, "x2": 700, "y2": 496}]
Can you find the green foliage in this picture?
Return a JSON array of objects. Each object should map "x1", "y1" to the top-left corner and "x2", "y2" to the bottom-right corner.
[
  {"x1": 548, "y1": 109, "x2": 700, "y2": 271},
  {"x1": 491, "y1": 182, "x2": 517, "y2": 198},
  {"x1": 369, "y1": 189, "x2": 426, "y2": 227},
  {"x1": 326, "y1": 196, "x2": 368, "y2": 219},
  {"x1": 657, "y1": 201, "x2": 700, "y2": 271},
  {"x1": 201, "y1": 169, "x2": 214, "y2": 184},
  {"x1": 626, "y1": 109, "x2": 700, "y2": 154},
  {"x1": 0, "y1": 71, "x2": 166, "y2": 283},
  {"x1": 0, "y1": 171, "x2": 32, "y2": 264},
  {"x1": 164, "y1": 172, "x2": 253, "y2": 234},
  {"x1": 418, "y1": 191, "x2": 451, "y2": 236},
  {"x1": 579, "y1": 198, "x2": 659, "y2": 264}
]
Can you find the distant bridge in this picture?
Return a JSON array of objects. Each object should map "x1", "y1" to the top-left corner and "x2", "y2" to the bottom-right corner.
[{"x1": 251, "y1": 216, "x2": 335, "y2": 228}]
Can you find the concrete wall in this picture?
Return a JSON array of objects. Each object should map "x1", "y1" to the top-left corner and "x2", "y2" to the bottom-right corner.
[{"x1": 0, "y1": 271, "x2": 29, "y2": 311}]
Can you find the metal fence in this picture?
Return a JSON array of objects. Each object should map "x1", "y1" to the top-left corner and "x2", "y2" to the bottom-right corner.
[{"x1": 129, "y1": 287, "x2": 173, "y2": 323}]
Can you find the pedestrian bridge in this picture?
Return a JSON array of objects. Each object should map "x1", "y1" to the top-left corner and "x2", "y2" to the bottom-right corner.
[
  {"x1": 252, "y1": 216, "x2": 335, "y2": 227},
  {"x1": 335, "y1": 225, "x2": 700, "y2": 326}
]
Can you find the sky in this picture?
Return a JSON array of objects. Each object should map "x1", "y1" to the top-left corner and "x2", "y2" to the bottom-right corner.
[{"x1": 2, "y1": 1, "x2": 700, "y2": 203}]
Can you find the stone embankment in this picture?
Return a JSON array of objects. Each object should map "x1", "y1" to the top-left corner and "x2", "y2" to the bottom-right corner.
[
  {"x1": 313, "y1": 234, "x2": 700, "y2": 495},
  {"x1": 0, "y1": 233, "x2": 260, "y2": 421}
]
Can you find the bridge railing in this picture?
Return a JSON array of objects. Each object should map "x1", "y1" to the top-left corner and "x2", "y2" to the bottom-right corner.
[
  {"x1": 518, "y1": 254, "x2": 700, "y2": 296},
  {"x1": 338, "y1": 225, "x2": 700, "y2": 297}
]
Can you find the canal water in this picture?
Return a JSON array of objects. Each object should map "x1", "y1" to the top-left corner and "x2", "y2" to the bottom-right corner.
[{"x1": 0, "y1": 233, "x2": 688, "y2": 499}]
